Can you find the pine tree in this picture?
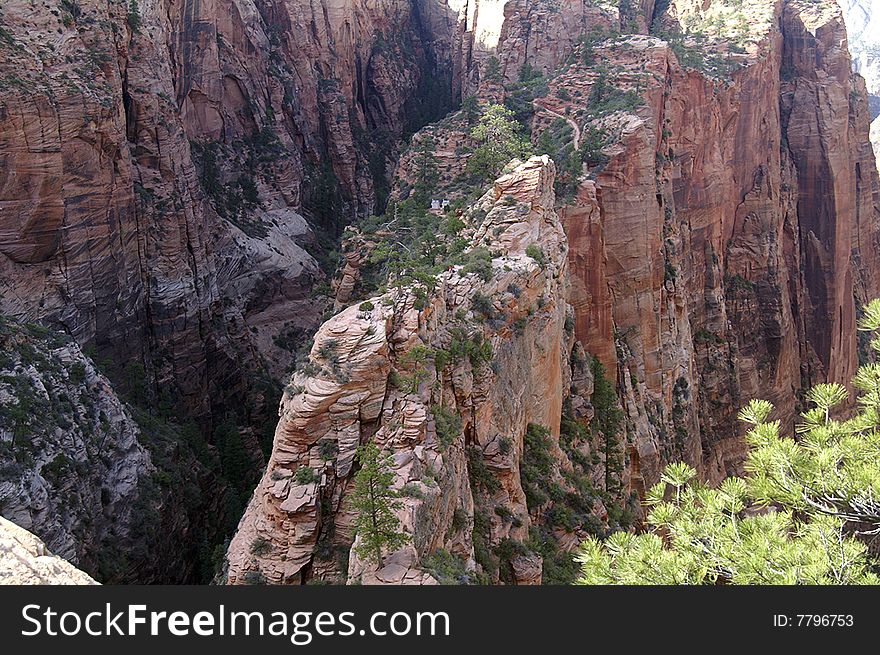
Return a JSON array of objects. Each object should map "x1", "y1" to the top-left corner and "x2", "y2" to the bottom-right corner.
[
  {"x1": 466, "y1": 104, "x2": 529, "y2": 181},
  {"x1": 350, "y1": 443, "x2": 409, "y2": 566},
  {"x1": 576, "y1": 299, "x2": 880, "y2": 585}
]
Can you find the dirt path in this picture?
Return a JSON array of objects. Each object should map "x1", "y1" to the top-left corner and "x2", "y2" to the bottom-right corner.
[{"x1": 533, "y1": 100, "x2": 581, "y2": 150}]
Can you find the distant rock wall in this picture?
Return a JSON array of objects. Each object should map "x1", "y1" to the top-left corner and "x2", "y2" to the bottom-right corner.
[
  {"x1": 0, "y1": 0, "x2": 463, "y2": 420},
  {"x1": 506, "y1": 0, "x2": 880, "y2": 486}
]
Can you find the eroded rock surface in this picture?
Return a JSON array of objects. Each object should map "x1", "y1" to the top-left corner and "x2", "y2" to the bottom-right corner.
[
  {"x1": 227, "y1": 157, "x2": 591, "y2": 584},
  {"x1": 0, "y1": 517, "x2": 97, "y2": 585}
]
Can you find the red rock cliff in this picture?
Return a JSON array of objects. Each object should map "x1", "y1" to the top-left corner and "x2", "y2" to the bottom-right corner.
[{"x1": 531, "y1": 0, "x2": 880, "y2": 486}]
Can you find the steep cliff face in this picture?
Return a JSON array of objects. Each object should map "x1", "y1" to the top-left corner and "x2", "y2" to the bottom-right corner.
[
  {"x1": 0, "y1": 1, "x2": 296, "y2": 419},
  {"x1": 515, "y1": 0, "x2": 880, "y2": 487},
  {"x1": 0, "y1": 314, "x2": 235, "y2": 583},
  {"x1": 3, "y1": 0, "x2": 878, "y2": 585},
  {"x1": 228, "y1": 0, "x2": 880, "y2": 585},
  {"x1": 0, "y1": 315, "x2": 150, "y2": 577},
  {"x1": 0, "y1": 0, "x2": 465, "y2": 576},
  {"x1": 227, "y1": 157, "x2": 618, "y2": 584},
  {"x1": 383, "y1": 0, "x2": 880, "y2": 490},
  {"x1": 0, "y1": 0, "x2": 463, "y2": 422}
]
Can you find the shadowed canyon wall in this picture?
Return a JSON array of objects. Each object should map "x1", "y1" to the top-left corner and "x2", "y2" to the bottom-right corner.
[{"x1": 0, "y1": 0, "x2": 461, "y2": 421}]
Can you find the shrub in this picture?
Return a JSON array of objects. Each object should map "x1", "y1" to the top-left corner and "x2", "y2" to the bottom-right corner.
[
  {"x1": 293, "y1": 467, "x2": 321, "y2": 485},
  {"x1": 432, "y1": 405, "x2": 463, "y2": 450},
  {"x1": 317, "y1": 439, "x2": 338, "y2": 461},
  {"x1": 467, "y1": 446, "x2": 501, "y2": 493},
  {"x1": 586, "y1": 70, "x2": 644, "y2": 117},
  {"x1": 460, "y1": 247, "x2": 494, "y2": 281},
  {"x1": 525, "y1": 244, "x2": 546, "y2": 267},
  {"x1": 422, "y1": 549, "x2": 472, "y2": 585},
  {"x1": 250, "y1": 537, "x2": 272, "y2": 556}
]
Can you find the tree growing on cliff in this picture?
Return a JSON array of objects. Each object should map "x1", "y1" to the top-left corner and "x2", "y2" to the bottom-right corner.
[
  {"x1": 577, "y1": 300, "x2": 880, "y2": 584},
  {"x1": 466, "y1": 104, "x2": 529, "y2": 181},
  {"x1": 350, "y1": 443, "x2": 410, "y2": 566}
]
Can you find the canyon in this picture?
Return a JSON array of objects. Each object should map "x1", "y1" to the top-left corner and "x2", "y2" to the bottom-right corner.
[{"x1": 1, "y1": 0, "x2": 879, "y2": 584}]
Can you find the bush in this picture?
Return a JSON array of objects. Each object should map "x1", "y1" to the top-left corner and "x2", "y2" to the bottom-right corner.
[
  {"x1": 483, "y1": 57, "x2": 502, "y2": 83},
  {"x1": 471, "y1": 292, "x2": 494, "y2": 319},
  {"x1": 467, "y1": 446, "x2": 501, "y2": 493},
  {"x1": 432, "y1": 405, "x2": 463, "y2": 450},
  {"x1": 586, "y1": 70, "x2": 643, "y2": 117},
  {"x1": 317, "y1": 439, "x2": 338, "y2": 461},
  {"x1": 460, "y1": 247, "x2": 494, "y2": 281},
  {"x1": 250, "y1": 537, "x2": 272, "y2": 556},
  {"x1": 422, "y1": 549, "x2": 472, "y2": 585},
  {"x1": 525, "y1": 244, "x2": 546, "y2": 267},
  {"x1": 520, "y1": 423, "x2": 554, "y2": 508},
  {"x1": 293, "y1": 467, "x2": 321, "y2": 485}
]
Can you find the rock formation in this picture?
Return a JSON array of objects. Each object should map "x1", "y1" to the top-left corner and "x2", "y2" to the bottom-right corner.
[
  {"x1": 501, "y1": 0, "x2": 880, "y2": 487},
  {"x1": 227, "y1": 0, "x2": 880, "y2": 585},
  {"x1": 0, "y1": 517, "x2": 97, "y2": 585},
  {"x1": 0, "y1": 0, "x2": 463, "y2": 423},
  {"x1": 227, "y1": 156, "x2": 615, "y2": 584},
  {"x1": 1, "y1": 0, "x2": 878, "y2": 585},
  {"x1": 0, "y1": 315, "x2": 152, "y2": 577},
  {"x1": 0, "y1": 313, "x2": 235, "y2": 582},
  {"x1": 0, "y1": 0, "x2": 462, "y2": 581}
]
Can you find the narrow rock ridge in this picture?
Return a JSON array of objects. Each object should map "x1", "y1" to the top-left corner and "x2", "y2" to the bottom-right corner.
[{"x1": 227, "y1": 156, "x2": 583, "y2": 584}]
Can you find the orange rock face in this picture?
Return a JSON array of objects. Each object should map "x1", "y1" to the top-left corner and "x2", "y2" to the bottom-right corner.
[
  {"x1": 531, "y1": 1, "x2": 880, "y2": 487},
  {"x1": 2, "y1": 0, "x2": 878, "y2": 584},
  {"x1": 225, "y1": 0, "x2": 880, "y2": 584}
]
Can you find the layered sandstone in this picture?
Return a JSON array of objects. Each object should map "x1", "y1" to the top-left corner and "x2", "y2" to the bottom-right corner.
[
  {"x1": 0, "y1": 0, "x2": 465, "y2": 422},
  {"x1": 207, "y1": 0, "x2": 880, "y2": 584},
  {"x1": 227, "y1": 157, "x2": 605, "y2": 584},
  {"x1": 2, "y1": 0, "x2": 878, "y2": 587},
  {"x1": 0, "y1": 0, "x2": 465, "y2": 578}
]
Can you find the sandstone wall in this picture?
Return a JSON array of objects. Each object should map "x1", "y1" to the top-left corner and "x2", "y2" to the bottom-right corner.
[
  {"x1": 547, "y1": 0, "x2": 880, "y2": 485},
  {"x1": 0, "y1": 0, "x2": 463, "y2": 420}
]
